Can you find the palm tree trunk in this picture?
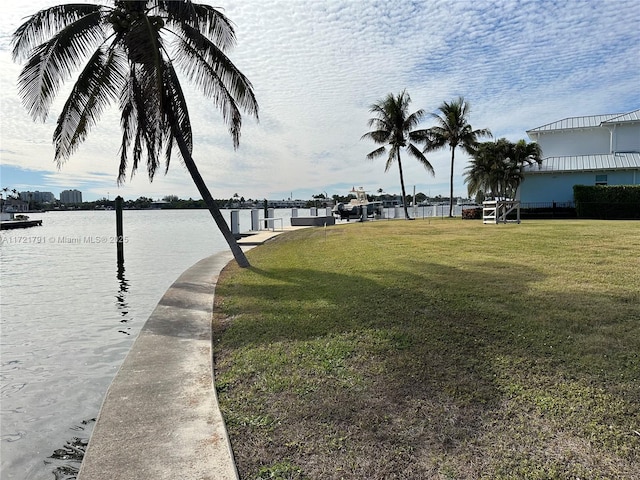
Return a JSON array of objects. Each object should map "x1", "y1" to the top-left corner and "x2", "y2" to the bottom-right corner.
[
  {"x1": 172, "y1": 131, "x2": 250, "y2": 268},
  {"x1": 397, "y1": 150, "x2": 411, "y2": 219},
  {"x1": 449, "y1": 148, "x2": 455, "y2": 217}
]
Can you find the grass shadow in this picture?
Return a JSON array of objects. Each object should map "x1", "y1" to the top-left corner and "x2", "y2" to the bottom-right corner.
[{"x1": 213, "y1": 222, "x2": 640, "y2": 479}]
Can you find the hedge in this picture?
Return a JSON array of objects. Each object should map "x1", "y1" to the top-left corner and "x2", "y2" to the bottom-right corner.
[
  {"x1": 573, "y1": 185, "x2": 640, "y2": 219},
  {"x1": 462, "y1": 207, "x2": 483, "y2": 219}
]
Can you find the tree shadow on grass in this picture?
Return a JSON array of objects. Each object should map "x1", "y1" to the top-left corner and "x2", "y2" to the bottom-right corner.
[
  {"x1": 216, "y1": 232, "x2": 640, "y2": 479},
  {"x1": 215, "y1": 261, "x2": 493, "y2": 470}
]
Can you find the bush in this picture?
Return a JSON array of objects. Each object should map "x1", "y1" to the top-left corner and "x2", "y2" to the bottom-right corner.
[
  {"x1": 462, "y1": 207, "x2": 483, "y2": 219},
  {"x1": 573, "y1": 185, "x2": 640, "y2": 219}
]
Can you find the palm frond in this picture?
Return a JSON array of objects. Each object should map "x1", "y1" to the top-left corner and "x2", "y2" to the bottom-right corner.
[
  {"x1": 367, "y1": 103, "x2": 387, "y2": 118},
  {"x1": 365, "y1": 146, "x2": 386, "y2": 161},
  {"x1": 403, "y1": 108, "x2": 425, "y2": 130},
  {"x1": 118, "y1": 81, "x2": 135, "y2": 183},
  {"x1": 422, "y1": 127, "x2": 449, "y2": 152},
  {"x1": 172, "y1": 31, "x2": 257, "y2": 147},
  {"x1": 360, "y1": 130, "x2": 390, "y2": 143},
  {"x1": 162, "y1": 59, "x2": 193, "y2": 173},
  {"x1": 54, "y1": 46, "x2": 126, "y2": 163},
  {"x1": 176, "y1": 22, "x2": 258, "y2": 115},
  {"x1": 16, "y1": 10, "x2": 105, "y2": 122},
  {"x1": 12, "y1": 4, "x2": 103, "y2": 62},
  {"x1": 140, "y1": 66, "x2": 165, "y2": 180},
  {"x1": 407, "y1": 143, "x2": 434, "y2": 175},
  {"x1": 160, "y1": 1, "x2": 237, "y2": 51},
  {"x1": 121, "y1": 71, "x2": 144, "y2": 182},
  {"x1": 408, "y1": 128, "x2": 429, "y2": 143},
  {"x1": 366, "y1": 117, "x2": 391, "y2": 131},
  {"x1": 117, "y1": 65, "x2": 164, "y2": 183},
  {"x1": 188, "y1": 3, "x2": 236, "y2": 51},
  {"x1": 385, "y1": 146, "x2": 398, "y2": 172}
]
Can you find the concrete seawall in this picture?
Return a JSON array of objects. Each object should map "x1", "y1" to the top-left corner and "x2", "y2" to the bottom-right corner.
[{"x1": 77, "y1": 252, "x2": 238, "y2": 480}]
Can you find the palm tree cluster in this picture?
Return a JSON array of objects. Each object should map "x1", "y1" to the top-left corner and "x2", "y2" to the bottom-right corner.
[
  {"x1": 13, "y1": 0, "x2": 258, "y2": 267},
  {"x1": 464, "y1": 138, "x2": 542, "y2": 201},
  {"x1": 362, "y1": 94, "x2": 494, "y2": 218},
  {"x1": 1, "y1": 188, "x2": 21, "y2": 200}
]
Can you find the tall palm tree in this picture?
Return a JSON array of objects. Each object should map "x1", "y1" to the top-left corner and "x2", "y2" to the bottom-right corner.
[
  {"x1": 424, "y1": 97, "x2": 491, "y2": 217},
  {"x1": 361, "y1": 90, "x2": 434, "y2": 220},
  {"x1": 465, "y1": 138, "x2": 542, "y2": 200},
  {"x1": 12, "y1": 0, "x2": 258, "y2": 267}
]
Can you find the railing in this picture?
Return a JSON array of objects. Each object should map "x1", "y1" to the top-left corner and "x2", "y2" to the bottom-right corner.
[
  {"x1": 260, "y1": 217, "x2": 284, "y2": 231},
  {"x1": 483, "y1": 200, "x2": 521, "y2": 224}
]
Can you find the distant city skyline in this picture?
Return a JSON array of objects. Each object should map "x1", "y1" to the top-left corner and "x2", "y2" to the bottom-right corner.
[
  {"x1": 5, "y1": 187, "x2": 465, "y2": 204},
  {"x1": 1, "y1": 0, "x2": 639, "y2": 202},
  {"x1": 17, "y1": 190, "x2": 56, "y2": 203}
]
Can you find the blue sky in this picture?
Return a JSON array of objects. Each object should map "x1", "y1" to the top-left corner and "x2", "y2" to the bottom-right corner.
[{"x1": 1, "y1": 0, "x2": 639, "y2": 202}]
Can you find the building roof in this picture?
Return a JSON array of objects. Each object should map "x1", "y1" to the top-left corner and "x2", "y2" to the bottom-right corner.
[
  {"x1": 602, "y1": 109, "x2": 640, "y2": 124},
  {"x1": 527, "y1": 109, "x2": 640, "y2": 134},
  {"x1": 522, "y1": 152, "x2": 640, "y2": 174}
]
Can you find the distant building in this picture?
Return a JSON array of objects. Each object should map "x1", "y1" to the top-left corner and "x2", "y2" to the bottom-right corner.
[
  {"x1": 20, "y1": 190, "x2": 56, "y2": 204},
  {"x1": 1, "y1": 198, "x2": 28, "y2": 213},
  {"x1": 60, "y1": 189, "x2": 83, "y2": 204},
  {"x1": 521, "y1": 109, "x2": 640, "y2": 204},
  {"x1": 266, "y1": 199, "x2": 308, "y2": 208}
]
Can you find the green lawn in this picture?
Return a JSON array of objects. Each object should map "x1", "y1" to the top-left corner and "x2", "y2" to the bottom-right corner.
[{"x1": 213, "y1": 219, "x2": 640, "y2": 479}]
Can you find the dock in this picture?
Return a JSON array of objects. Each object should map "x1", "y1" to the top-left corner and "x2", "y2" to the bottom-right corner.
[
  {"x1": 235, "y1": 225, "x2": 308, "y2": 246},
  {"x1": 0, "y1": 219, "x2": 43, "y2": 230}
]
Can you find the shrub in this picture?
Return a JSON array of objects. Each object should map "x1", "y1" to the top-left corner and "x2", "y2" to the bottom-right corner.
[
  {"x1": 462, "y1": 207, "x2": 483, "y2": 219},
  {"x1": 573, "y1": 185, "x2": 640, "y2": 219}
]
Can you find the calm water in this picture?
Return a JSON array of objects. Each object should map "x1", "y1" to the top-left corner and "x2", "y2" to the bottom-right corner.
[
  {"x1": 0, "y1": 209, "x2": 274, "y2": 480},
  {"x1": 0, "y1": 205, "x2": 458, "y2": 480}
]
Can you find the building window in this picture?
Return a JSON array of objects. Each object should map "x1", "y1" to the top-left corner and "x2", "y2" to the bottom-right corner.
[{"x1": 595, "y1": 174, "x2": 608, "y2": 185}]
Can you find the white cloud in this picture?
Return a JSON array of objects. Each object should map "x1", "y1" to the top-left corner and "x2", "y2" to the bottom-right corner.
[{"x1": 1, "y1": 0, "x2": 638, "y2": 200}]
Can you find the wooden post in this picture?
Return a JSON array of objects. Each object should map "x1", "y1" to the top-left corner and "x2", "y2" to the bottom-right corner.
[
  {"x1": 263, "y1": 199, "x2": 268, "y2": 229},
  {"x1": 115, "y1": 196, "x2": 124, "y2": 264}
]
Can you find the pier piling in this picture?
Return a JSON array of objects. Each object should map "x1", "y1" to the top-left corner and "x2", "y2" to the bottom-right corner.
[{"x1": 115, "y1": 196, "x2": 124, "y2": 264}]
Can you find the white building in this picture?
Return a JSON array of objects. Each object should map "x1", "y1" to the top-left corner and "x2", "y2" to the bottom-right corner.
[
  {"x1": 19, "y1": 190, "x2": 56, "y2": 204},
  {"x1": 60, "y1": 189, "x2": 83, "y2": 204},
  {"x1": 521, "y1": 109, "x2": 640, "y2": 204}
]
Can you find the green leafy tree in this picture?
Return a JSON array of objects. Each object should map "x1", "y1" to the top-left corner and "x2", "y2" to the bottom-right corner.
[
  {"x1": 361, "y1": 90, "x2": 434, "y2": 219},
  {"x1": 465, "y1": 138, "x2": 542, "y2": 200},
  {"x1": 133, "y1": 196, "x2": 153, "y2": 209},
  {"x1": 12, "y1": 0, "x2": 258, "y2": 267},
  {"x1": 424, "y1": 97, "x2": 491, "y2": 217}
]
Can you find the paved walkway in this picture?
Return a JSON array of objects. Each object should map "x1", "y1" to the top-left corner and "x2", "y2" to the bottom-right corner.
[{"x1": 78, "y1": 229, "x2": 292, "y2": 480}]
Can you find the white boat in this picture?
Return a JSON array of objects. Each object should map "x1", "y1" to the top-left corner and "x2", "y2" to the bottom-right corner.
[{"x1": 333, "y1": 187, "x2": 382, "y2": 221}]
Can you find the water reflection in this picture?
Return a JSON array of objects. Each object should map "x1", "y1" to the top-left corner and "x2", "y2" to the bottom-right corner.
[
  {"x1": 47, "y1": 419, "x2": 94, "y2": 480},
  {"x1": 116, "y1": 262, "x2": 131, "y2": 335},
  {"x1": 1, "y1": 209, "x2": 243, "y2": 479}
]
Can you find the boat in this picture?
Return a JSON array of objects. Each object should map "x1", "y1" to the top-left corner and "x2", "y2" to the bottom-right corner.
[{"x1": 333, "y1": 187, "x2": 382, "y2": 221}]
